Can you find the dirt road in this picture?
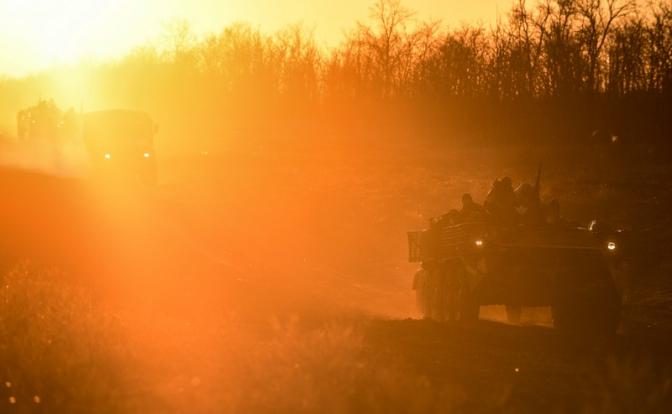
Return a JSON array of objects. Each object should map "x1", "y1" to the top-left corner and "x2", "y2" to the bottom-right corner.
[{"x1": 1, "y1": 147, "x2": 672, "y2": 412}]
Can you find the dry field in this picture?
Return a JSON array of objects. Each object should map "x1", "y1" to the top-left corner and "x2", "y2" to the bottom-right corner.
[{"x1": 1, "y1": 142, "x2": 671, "y2": 413}]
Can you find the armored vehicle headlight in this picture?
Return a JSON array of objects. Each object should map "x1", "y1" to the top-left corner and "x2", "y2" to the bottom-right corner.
[
  {"x1": 607, "y1": 241, "x2": 617, "y2": 251},
  {"x1": 474, "y1": 239, "x2": 484, "y2": 248},
  {"x1": 104, "y1": 152, "x2": 112, "y2": 160}
]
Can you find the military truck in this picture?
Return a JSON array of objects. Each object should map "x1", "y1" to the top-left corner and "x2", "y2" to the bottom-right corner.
[
  {"x1": 83, "y1": 110, "x2": 158, "y2": 185},
  {"x1": 409, "y1": 215, "x2": 622, "y2": 334}
]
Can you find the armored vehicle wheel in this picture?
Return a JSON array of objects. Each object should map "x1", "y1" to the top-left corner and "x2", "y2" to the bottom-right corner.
[
  {"x1": 505, "y1": 305, "x2": 522, "y2": 324},
  {"x1": 426, "y1": 269, "x2": 441, "y2": 320},
  {"x1": 552, "y1": 289, "x2": 620, "y2": 335},
  {"x1": 416, "y1": 268, "x2": 440, "y2": 320},
  {"x1": 459, "y1": 291, "x2": 480, "y2": 322},
  {"x1": 413, "y1": 269, "x2": 432, "y2": 319},
  {"x1": 415, "y1": 265, "x2": 462, "y2": 322},
  {"x1": 459, "y1": 298, "x2": 479, "y2": 322},
  {"x1": 552, "y1": 252, "x2": 621, "y2": 335}
]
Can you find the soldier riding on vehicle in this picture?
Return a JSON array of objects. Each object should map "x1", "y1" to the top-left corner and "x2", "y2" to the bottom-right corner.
[{"x1": 409, "y1": 167, "x2": 623, "y2": 334}]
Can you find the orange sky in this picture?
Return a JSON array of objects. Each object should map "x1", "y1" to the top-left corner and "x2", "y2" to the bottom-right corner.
[{"x1": 0, "y1": 0, "x2": 513, "y2": 78}]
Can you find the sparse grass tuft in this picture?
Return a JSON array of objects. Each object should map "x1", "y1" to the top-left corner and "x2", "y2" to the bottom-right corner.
[
  {"x1": 1, "y1": 263, "x2": 672, "y2": 413},
  {"x1": 0, "y1": 263, "x2": 135, "y2": 413}
]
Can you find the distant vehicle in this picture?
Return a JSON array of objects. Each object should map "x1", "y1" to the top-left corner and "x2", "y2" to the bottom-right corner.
[
  {"x1": 83, "y1": 110, "x2": 158, "y2": 185},
  {"x1": 408, "y1": 208, "x2": 623, "y2": 335},
  {"x1": 16, "y1": 99, "x2": 76, "y2": 143}
]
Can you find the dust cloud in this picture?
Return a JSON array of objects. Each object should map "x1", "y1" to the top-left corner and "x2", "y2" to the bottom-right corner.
[{"x1": 1, "y1": 0, "x2": 672, "y2": 411}]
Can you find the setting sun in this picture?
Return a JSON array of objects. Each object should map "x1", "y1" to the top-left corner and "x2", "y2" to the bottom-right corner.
[{"x1": 1, "y1": 0, "x2": 148, "y2": 71}]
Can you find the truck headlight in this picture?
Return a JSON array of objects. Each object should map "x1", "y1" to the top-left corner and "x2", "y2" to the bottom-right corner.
[
  {"x1": 143, "y1": 152, "x2": 151, "y2": 158},
  {"x1": 607, "y1": 241, "x2": 616, "y2": 251},
  {"x1": 104, "y1": 152, "x2": 112, "y2": 160},
  {"x1": 474, "y1": 239, "x2": 484, "y2": 248}
]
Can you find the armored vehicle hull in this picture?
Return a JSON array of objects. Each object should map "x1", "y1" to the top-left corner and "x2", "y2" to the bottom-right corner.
[{"x1": 409, "y1": 222, "x2": 622, "y2": 334}]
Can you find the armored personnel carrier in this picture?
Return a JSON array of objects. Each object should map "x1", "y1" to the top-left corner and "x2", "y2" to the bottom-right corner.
[{"x1": 408, "y1": 209, "x2": 622, "y2": 334}]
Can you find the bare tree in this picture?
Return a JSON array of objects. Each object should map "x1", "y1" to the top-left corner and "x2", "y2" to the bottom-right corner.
[
  {"x1": 161, "y1": 19, "x2": 196, "y2": 64},
  {"x1": 577, "y1": 0, "x2": 637, "y2": 92},
  {"x1": 646, "y1": 0, "x2": 672, "y2": 91}
]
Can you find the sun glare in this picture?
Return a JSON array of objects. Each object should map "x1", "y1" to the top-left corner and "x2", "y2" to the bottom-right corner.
[
  {"x1": 3, "y1": 0, "x2": 143, "y2": 69},
  {"x1": 0, "y1": 1, "x2": 514, "y2": 78}
]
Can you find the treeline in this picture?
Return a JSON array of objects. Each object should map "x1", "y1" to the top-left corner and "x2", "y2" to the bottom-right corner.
[{"x1": 2, "y1": 0, "x2": 671, "y2": 151}]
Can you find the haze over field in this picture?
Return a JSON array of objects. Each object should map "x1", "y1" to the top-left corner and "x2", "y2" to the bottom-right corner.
[{"x1": 1, "y1": 0, "x2": 672, "y2": 412}]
